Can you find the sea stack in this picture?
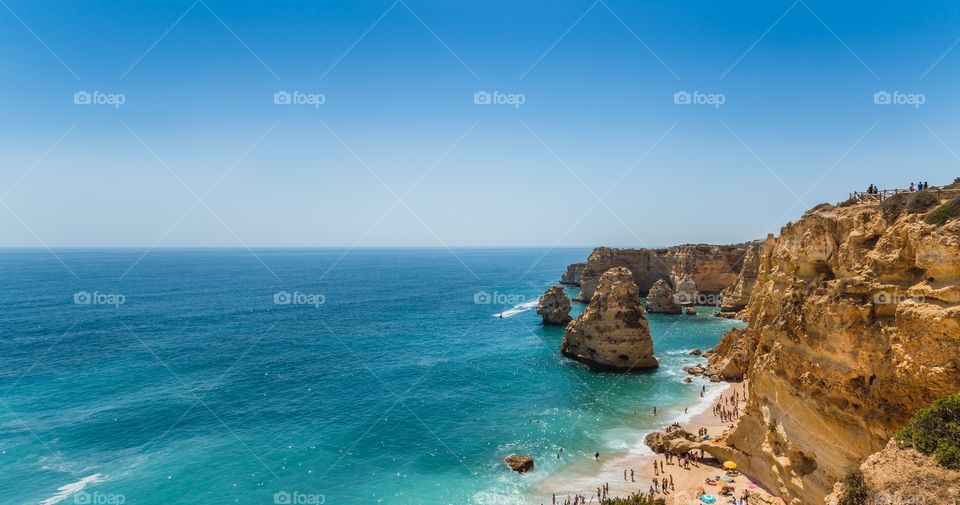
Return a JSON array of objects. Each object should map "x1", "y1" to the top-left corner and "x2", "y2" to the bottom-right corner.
[
  {"x1": 561, "y1": 266, "x2": 658, "y2": 371},
  {"x1": 536, "y1": 285, "x2": 573, "y2": 325},
  {"x1": 645, "y1": 278, "x2": 682, "y2": 314}
]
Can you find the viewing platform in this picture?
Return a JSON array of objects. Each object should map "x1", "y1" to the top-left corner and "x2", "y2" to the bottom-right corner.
[{"x1": 848, "y1": 186, "x2": 960, "y2": 203}]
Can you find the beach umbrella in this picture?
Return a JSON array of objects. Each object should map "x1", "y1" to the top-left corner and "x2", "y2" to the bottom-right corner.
[{"x1": 723, "y1": 460, "x2": 737, "y2": 470}]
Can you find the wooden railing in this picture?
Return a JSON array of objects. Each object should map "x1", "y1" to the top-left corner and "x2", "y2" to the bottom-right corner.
[{"x1": 849, "y1": 187, "x2": 959, "y2": 203}]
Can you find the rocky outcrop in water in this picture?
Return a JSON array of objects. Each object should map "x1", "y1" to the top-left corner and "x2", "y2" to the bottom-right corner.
[
  {"x1": 570, "y1": 243, "x2": 756, "y2": 303},
  {"x1": 560, "y1": 262, "x2": 586, "y2": 286},
  {"x1": 503, "y1": 454, "x2": 534, "y2": 473},
  {"x1": 536, "y1": 285, "x2": 573, "y2": 325},
  {"x1": 708, "y1": 201, "x2": 960, "y2": 504},
  {"x1": 561, "y1": 267, "x2": 658, "y2": 371},
  {"x1": 645, "y1": 279, "x2": 682, "y2": 314}
]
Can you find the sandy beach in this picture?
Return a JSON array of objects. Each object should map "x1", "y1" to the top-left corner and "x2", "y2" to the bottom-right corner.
[{"x1": 531, "y1": 380, "x2": 778, "y2": 505}]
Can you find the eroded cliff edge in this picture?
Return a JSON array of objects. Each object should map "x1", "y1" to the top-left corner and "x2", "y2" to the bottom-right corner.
[
  {"x1": 571, "y1": 242, "x2": 760, "y2": 304},
  {"x1": 715, "y1": 201, "x2": 960, "y2": 504}
]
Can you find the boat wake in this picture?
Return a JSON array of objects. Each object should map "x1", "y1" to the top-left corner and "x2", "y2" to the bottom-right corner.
[{"x1": 493, "y1": 298, "x2": 539, "y2": 318}]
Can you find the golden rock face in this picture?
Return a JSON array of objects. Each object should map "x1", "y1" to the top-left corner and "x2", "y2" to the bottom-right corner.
[
  {"x1": 718, "y1": 203, "x2": 960, "y2": 504},
  {"x1": 572, "y1": 243, "x2": 757, "y2": 303},
  {"x1": 561, "y1": 266, "x2": 659, "y2": 371}
]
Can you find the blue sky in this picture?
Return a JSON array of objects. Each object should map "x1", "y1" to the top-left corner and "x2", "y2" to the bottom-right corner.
[{"x1": 1, "y1": 0, "x2": 959, "y2": 247}]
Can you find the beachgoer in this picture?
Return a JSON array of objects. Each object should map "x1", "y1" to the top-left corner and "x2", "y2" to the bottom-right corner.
[
  {"x1": 910, "y1": 182, "x2": 916, "y2": 191},
  {"x1": 594, "y1": 451, "x2": 599, "y2": 460}
]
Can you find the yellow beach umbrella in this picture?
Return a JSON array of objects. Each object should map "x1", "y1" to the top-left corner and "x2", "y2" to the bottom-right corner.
[{"x1": 723, "y1": 461, "x2": 737, "y2": 470}]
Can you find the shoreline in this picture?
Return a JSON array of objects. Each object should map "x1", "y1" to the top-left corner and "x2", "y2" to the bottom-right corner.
[{"x1": 529, "y1": 379, "x2": 777, "y2": 505}]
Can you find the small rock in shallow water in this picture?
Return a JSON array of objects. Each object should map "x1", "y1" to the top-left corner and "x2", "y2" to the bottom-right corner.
[{"x1": 503, "y1": 454, "x2": 534, "y2": 473}]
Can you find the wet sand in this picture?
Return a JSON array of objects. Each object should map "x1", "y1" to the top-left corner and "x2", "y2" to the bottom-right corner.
[{"x1": 530, "y1": 381, "x2": 777, "y2": 505}]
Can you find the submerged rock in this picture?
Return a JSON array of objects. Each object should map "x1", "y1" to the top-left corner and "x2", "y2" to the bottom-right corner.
[
  {"x1": 646, "y1": 278, "x2": 682, "y2": 314},
  {"x1": 503, "y1": 454, "x2": 534, "y2": 473},
  {"x1": 684, "y1": 306, "x2": 697, "y2": 315},
  {"x1": 561, "y1": 267, "x2": 658, "y2": 371},
  {"x1": 536, "y1": 285, "x2": 573, "y2": 325}
]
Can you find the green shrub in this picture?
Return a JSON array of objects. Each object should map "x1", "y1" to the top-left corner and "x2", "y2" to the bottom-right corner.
[
  {"x1": 601, "y1": 494, "x2": 666, "y2": 505},
  {"x1": 838, "y1": 467, "x2": 868, "y2": 505},
  {"x1": 881, "y1": 191, "x2": 943, "y2": 221},
  {"x1": 906, "y1": 191, "x2": 940, "y2": 213},
  {"x1": 879, "y1": 192, "x2": 910, "y2": 219},
  {"x1": 895, "y1": 393, "x2": 960, "y2": 469},
  {"x1": 837, "y1": 197, "x2": 858, "y2": 207},
  {"x1": 805, "y1": 203, "x2": 833, "y2": 215},
  {"x1": 925, "y1": 196, "x2": 960, "y2": 226},
  {"x1": 945, "y1": 177, "x2": 960, "y2": 189}
]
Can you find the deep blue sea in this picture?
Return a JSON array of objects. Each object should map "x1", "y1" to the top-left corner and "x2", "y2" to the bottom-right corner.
[{"x1": 0, "y1": 249, "x2": 742, "y2": 505}]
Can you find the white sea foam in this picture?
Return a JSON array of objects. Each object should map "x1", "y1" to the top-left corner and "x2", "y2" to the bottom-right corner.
[
  {"x1": 493, "y1": 299, "x2": 539, "y2": 318},
  {"x1": 40, "y1": 474, "x2": 103, "y2": 505},
  {"x1": 624, "y1": 382, "x2": 731, "y2": 458}
]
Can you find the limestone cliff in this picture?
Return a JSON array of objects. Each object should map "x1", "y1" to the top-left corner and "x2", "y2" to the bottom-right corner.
[
  {"x1": 570, "y1": 243, "x2": 757, "y2": 303},
  {"x1": 711, "y1": 201, "x2": 960, "y2": 504},
  {"x1": 560, "y1": 262, "x2": 586, "y2": 286},
  {"x1": 561, "y1": 266, "x2": 658, "y2": 371},
  {"x1": 824, "y1": 440, "x2": 960, "y2": 504},
  {"x1": 719, "y1": 240, "x2": 764, "y2": 316}
]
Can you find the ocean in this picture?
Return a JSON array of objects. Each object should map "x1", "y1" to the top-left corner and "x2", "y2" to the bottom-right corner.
[{"x1": 0, "y1": 249, "x2": 743, "y2": 505}]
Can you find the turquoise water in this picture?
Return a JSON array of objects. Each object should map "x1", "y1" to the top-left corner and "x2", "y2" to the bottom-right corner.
[{"x1": 0, "y1": 249, "x2": 742, "y2": 505}]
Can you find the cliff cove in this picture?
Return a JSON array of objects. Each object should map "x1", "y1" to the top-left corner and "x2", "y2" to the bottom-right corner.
[{"x1": 540, "y1": 186, "x2": 960, "y2": 504}]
